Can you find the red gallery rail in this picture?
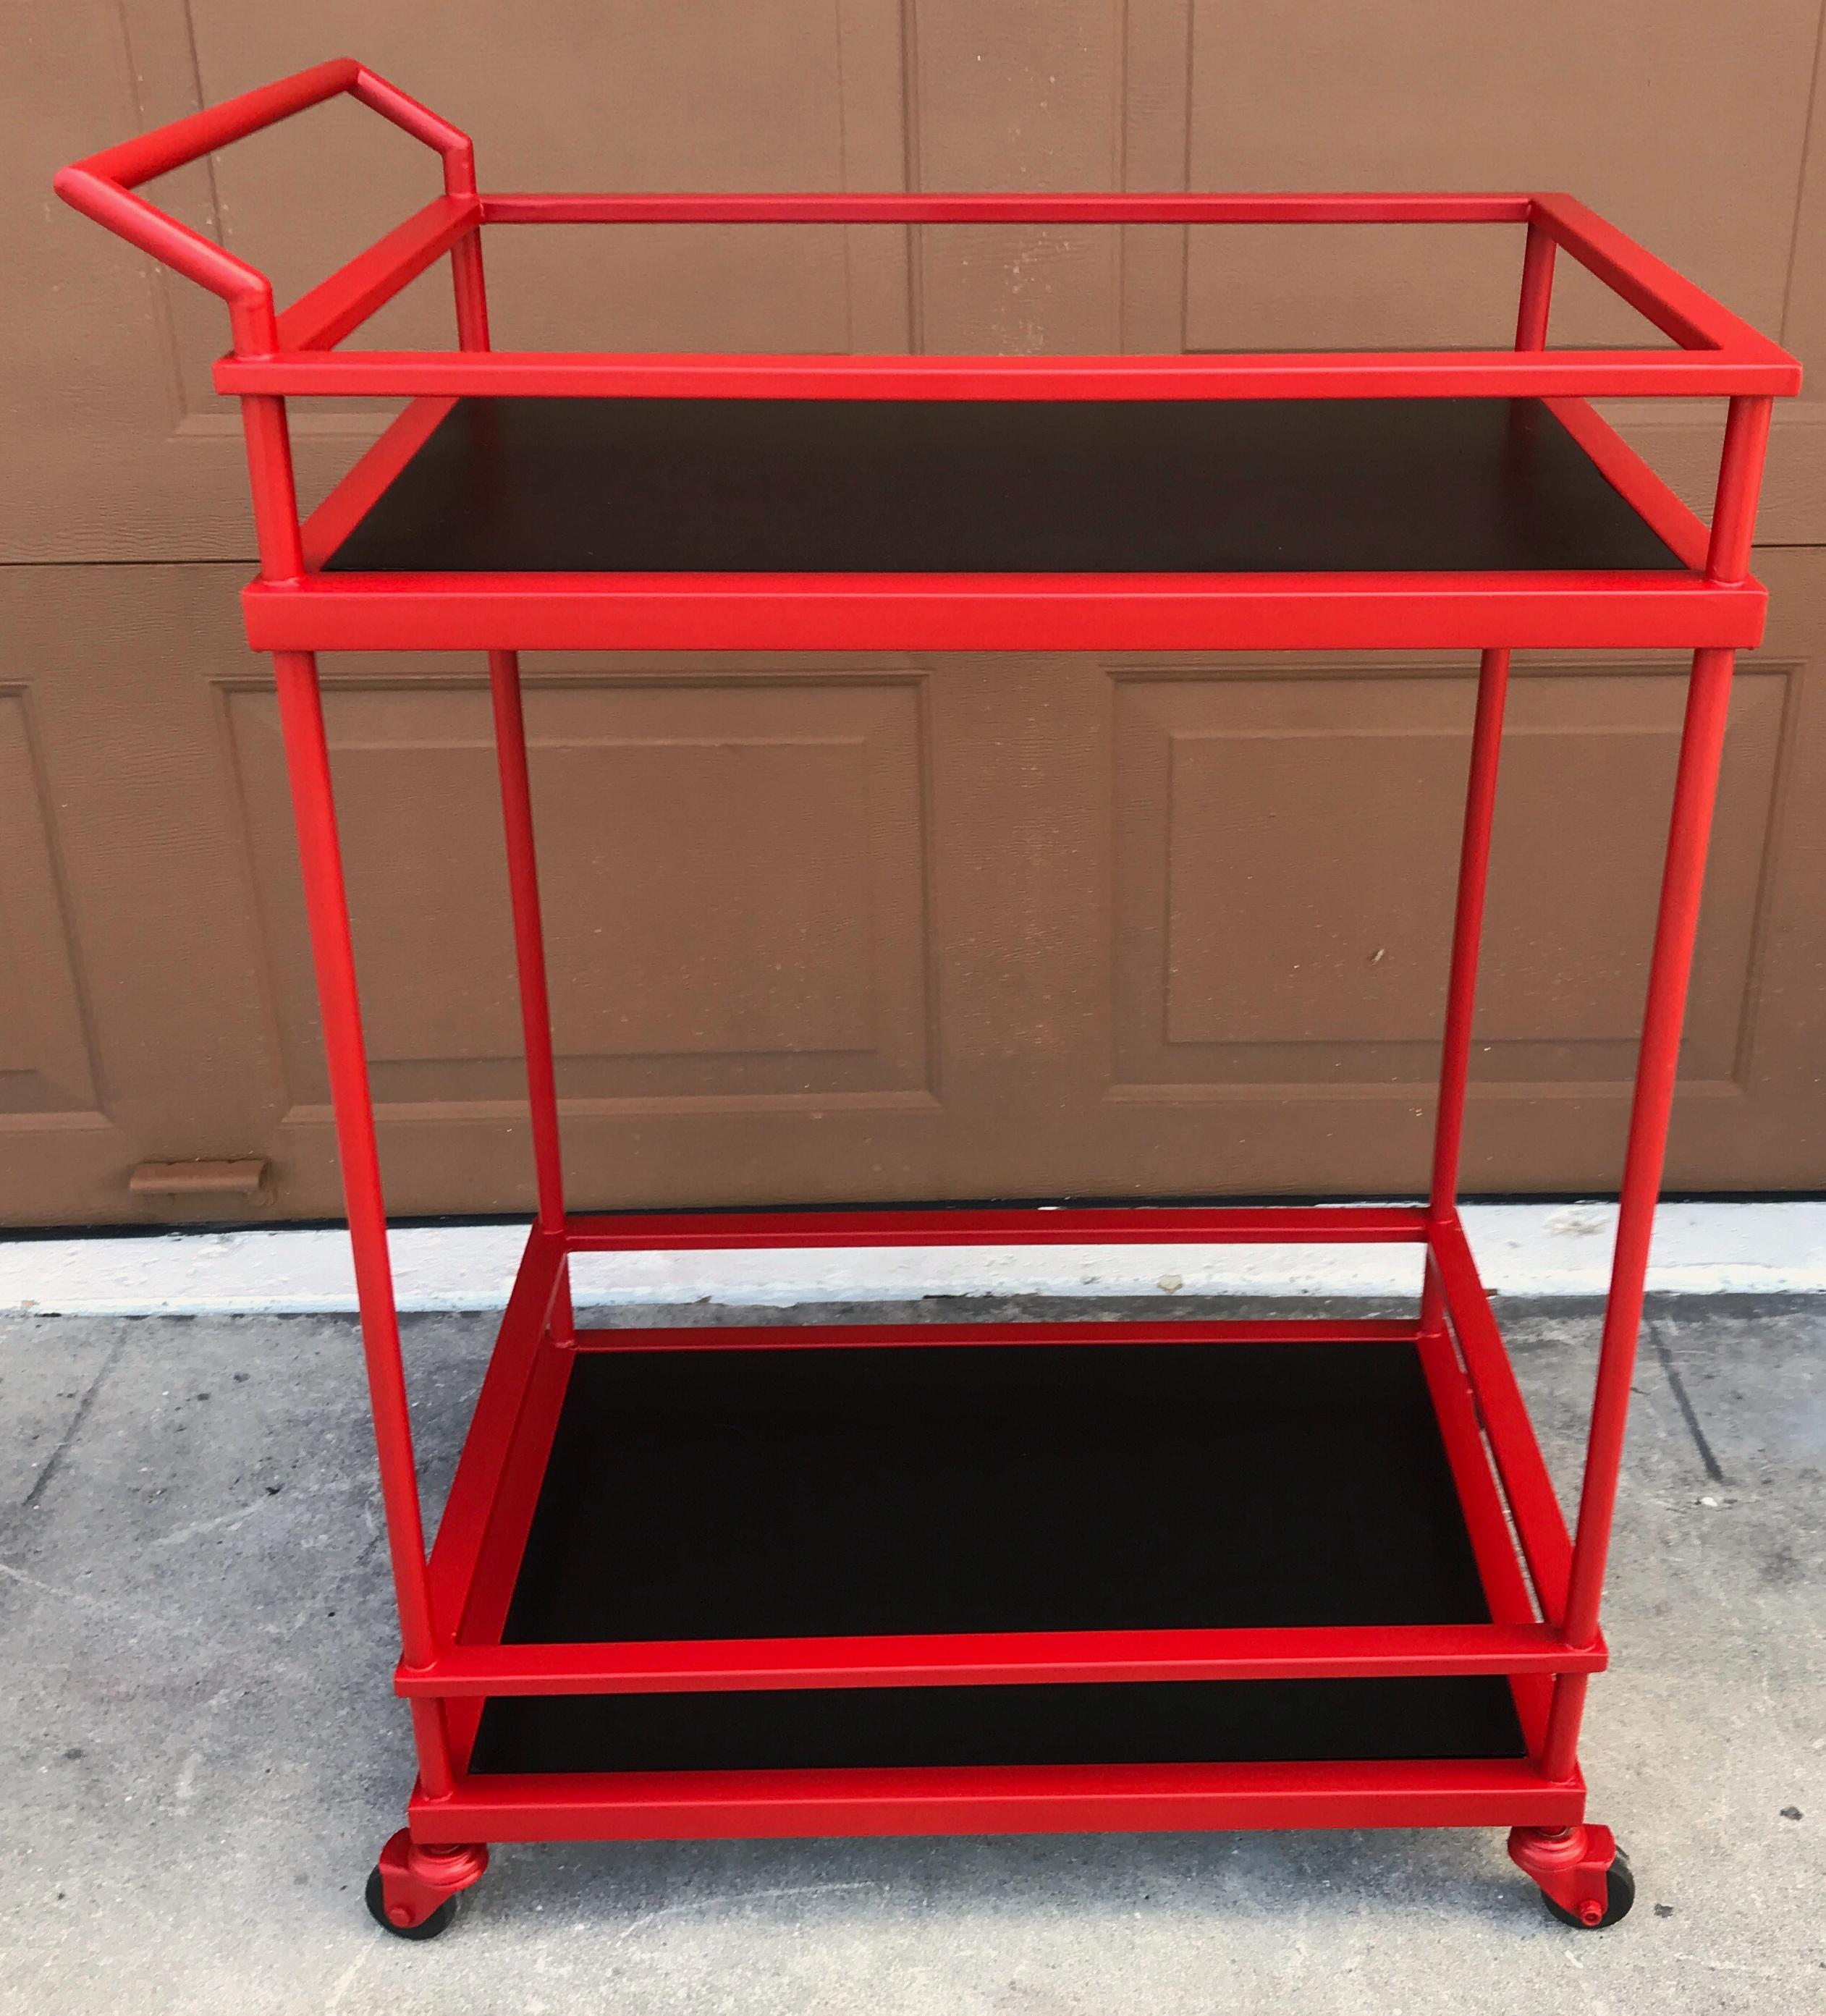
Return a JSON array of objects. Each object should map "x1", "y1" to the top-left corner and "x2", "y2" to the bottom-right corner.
[{"x1": 57, "y1": 56, "x2": 1800, "y2": 1939}]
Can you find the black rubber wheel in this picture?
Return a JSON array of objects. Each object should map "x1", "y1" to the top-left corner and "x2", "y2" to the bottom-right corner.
[
  {"x1": 1542, "y1": 1849, "x2": 1635, "y2": 1930},
  {"x1": 365, "y1": 1865, "x2": 459, "y2": 1940}
]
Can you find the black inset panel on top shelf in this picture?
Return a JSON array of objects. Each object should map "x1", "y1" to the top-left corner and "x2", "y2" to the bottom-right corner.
[
  {"x1": 325, "y1": 397, "x2": 1685, "y2": 577},
  {"x1": 470, "y1": 1339, "x2": 1526, "y2": 1776}
]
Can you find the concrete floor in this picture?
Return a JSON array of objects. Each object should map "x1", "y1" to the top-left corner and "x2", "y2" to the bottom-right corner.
[{"x1": 0, "y1": 1295, "x2": 1820, "y2": 2015}]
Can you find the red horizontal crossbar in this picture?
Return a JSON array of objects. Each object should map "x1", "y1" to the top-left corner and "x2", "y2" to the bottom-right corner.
[
  {"x1": 276, "y1": 196, "x2": 479, "y2": 351},
  {"x1": 402, "y1": 1622, "x2": 1602, "y2": 1700},
  {"x1": 214, "y1": 344, "x2": 1797, "y2": 399},
  {"x1": 1428, "y1": 1219, "x2": 1578, "y2": 1624},
  {"x1": 481, "y1": 191, "x2": 1534, "y2": 226},
  {"x1": 1533, "y1": 192, "x2": 1793, "y2": 370},
  {"x1": 72, "y1": 57, "x2": 362, "y2": 190},
  {"x1": 572, "y1": 1318, "x2": 1417, "y2": 1353},
  {"x1": 54, "y1": 57, "x2": 477, "y2": 355},
  {"x1": 426, "y1": 1225, "x2": 566, "y2": 1627},
  {"x1": 561, "y1": 1204, "x2": 1428, "y2": 1251},
  {"x1": 300, "y1": 395, "x2": 456, "y2": 568},
  {"x1": 412, "y1": 1756, "x2": 1584, "y2": 1842},
  {"x1": 61, "y1": 56, "x2": 1801, "y2": 405},
  {"x1": 1542, "y1": 397, "x2": 1711, "y2": 571},
  {"x1": 242, "y1": 568, "x2": 1765, "y2": 656}
]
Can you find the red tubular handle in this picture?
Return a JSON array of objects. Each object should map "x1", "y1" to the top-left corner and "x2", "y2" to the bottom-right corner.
[{"x1": 54, "y1": 56, "x2": 474, "y2": 355}]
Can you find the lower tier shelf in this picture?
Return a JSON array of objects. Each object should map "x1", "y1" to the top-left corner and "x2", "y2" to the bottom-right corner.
[{"x1": 468, "y1": 1334, "x2": 1527, "y2": 1776}]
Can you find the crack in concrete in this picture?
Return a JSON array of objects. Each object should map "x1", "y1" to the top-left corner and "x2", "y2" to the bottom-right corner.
[{"x1": 17, "y1": 1331, "x2": 127, "y2": 1515}]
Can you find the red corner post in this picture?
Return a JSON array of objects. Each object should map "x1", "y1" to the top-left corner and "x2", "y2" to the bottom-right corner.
[
  {"x1": 272, "y1": 649, "x2": 454, "y2": 1808},
  {"x1": 61, "y1": 50, "x2": 501, "y2": 1858},
  {"x1": 1538, "y1": 394, "x2": 1772, "y2": 1791},
  {"x1": 462, "y1": 223, "x2": 573, "y2": 1338},
  {"x1": 1419, "y1": 218, "x2": 1555, "y2": 1333},
  {"x1": 487, "y1": 644, "x2": 578, "y2": 1346}
]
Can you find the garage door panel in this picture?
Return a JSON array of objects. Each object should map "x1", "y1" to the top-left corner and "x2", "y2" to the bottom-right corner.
[
  {"x1": 227, "y1": 684, "x2": 511, "y2": 1114},
  {"x1": 907, "y1": 0, "x2": 1126, "y2": 354},
  {"x1": 13, "y1": 1, "x2": 911, "y2": 563},
  {"x1": 1162, "y1": 0, "x2": 1826, "y2": 541},
  {"x1": 535, "y1": 685, "x2": 930, "y2": 1091},
  {"x1": 1101, "y1": 645, "x2": 1809, "y2": 1192},
  {"x1": 1481, "y1": 671, "x2": 1785, "y2": 1085},
  {"x1": 477, "y1": 227, "x2": 859, "y2": 356},
  {"x1": 2, "y1": 575, "x2": 1825, "y2": 1224},
  {"x1": 9, "y1": 4, "x2": 1826, "y2": 1225},
  {"x1": 0, "y1": 567, "x2": 286, "y2": 1224},
  {"x1": 189, "y1": 2, "x2": 904, "y2": 383},
  {"x1": 0, "y1": 694, "x2": 103, "y2": 1122},
  {"x1": 227, "y1": 672, "x2": 934, "y2": 1138},
  {"x1": 1115, "y1": 677, "x2": 1461, "y2": 1072},
  {"x1": 1182, "y1": 1, "x2": 1815, "y2": 352}
]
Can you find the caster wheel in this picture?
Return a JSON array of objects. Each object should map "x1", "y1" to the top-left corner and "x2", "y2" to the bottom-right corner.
[
  {"x1": 1543, "y1": 1848, "x2": 1635, "y2": 1930},
  {"x1": 365, "y1": 1864, "x2": 459, "y2": 1940}
]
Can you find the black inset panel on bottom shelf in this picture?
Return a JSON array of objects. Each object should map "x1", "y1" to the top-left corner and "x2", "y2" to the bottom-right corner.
[{"x1": 470, "y1": 1338, "x2": 1526, "y2": 1774}]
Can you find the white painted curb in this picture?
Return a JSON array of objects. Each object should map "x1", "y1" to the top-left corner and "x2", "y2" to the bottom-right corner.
[{"x1": 1, "y1": 1202, "x2": 1822, "y2": 1316}]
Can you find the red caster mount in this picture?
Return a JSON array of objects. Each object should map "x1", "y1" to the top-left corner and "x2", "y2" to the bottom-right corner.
[
  {"x1": 1508, "y1": 1824, "x2": 1635, "y2": 1930},
  {"x1": 365, "y1": 1831, "x2": 489, "y2": 1939}
]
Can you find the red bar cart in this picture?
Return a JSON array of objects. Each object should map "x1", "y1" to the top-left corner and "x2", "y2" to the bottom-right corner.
[{"x1": 57, "y1": 58, "x2": 1800, "y2": 1939}]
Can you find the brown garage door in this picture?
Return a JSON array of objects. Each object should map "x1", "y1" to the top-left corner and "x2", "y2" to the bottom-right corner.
[{"x1": 5, "y1": 2, "x2": 1825, "y2": 1225}]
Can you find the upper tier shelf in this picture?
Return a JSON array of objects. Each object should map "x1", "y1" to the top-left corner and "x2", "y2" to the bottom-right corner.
[
  {"x1": 249, "y1": 385, "x2": 1764, "y2": 656},
  {"x1": 54, "y1": 67, "x2": 1798, "y2": 656},
  {"x1": 324, "y1": 396, "x2": 1680, "y2": 578}
]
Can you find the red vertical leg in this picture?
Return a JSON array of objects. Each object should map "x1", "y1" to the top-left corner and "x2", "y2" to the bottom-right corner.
[
  {"x1": 271, "y1": 651, "x2": 452, "y2": 1799},
  {"x1": 1540, "y1": 646, "x2": 1736, "y2": 1778},
  {"x1": 450, "y1": 231, "x2": 490, "y2": 350},
  {"x1": 240, "y1": 394, "x2": 304, "y2": 583},
  {"x1": 489, "y1": 649, "x2": 574, "y2": 1339},
  {"x1": 451, "y1": 206, "x2": 572, "y2": 1340},
  {"x1": 1426, "y1": 220, "x2": 1553, "y2": 1331},
  {"x1": 1706, "y1": 397, "x2": 1774, "y2": 584},
  {"x1": 1419, "y1": 648, "x2": 1513, "y2": 1335},
  {"x1": 1541, "y1": 394, "x2": 1770, "y2": 1780},
  {"x1": 451, "y1": 200, "x2": 569, "y2": 1338},
  {"x1": 1515, "y1": 637, "x2": 1730, "y2": 1928},
  {"x1": 1515, "y1": 221, "x2": 1557, "y2": 350}
]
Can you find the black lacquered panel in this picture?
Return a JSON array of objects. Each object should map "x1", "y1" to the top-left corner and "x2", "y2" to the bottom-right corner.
[
  {"x1": 470, "y1": 1338, "x2": 1524, "y2": 1775},
  {"x1": 470, "y1": 1674, "x2": 1525, "y2": 1775},
  {"x1": 326, "y1": 397, "x2": 1684, "y2": 577}
]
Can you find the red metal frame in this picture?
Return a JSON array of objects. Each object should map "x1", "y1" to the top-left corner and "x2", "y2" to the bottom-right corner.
[{"x1": 58, "y1": 57, "x2": 1799, "y2": 1926}]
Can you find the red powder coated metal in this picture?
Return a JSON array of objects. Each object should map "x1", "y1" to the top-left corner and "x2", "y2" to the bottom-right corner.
[
  {"x1": 416, "y1": 1758, "x2": 1586, "y2": 1847},
  {"x1": 238, "y1": 567, "x2": 1768, "y2": 657},
  {"x1": 57, "y1": 56, "x2": 1800, "y2": 1935}
]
